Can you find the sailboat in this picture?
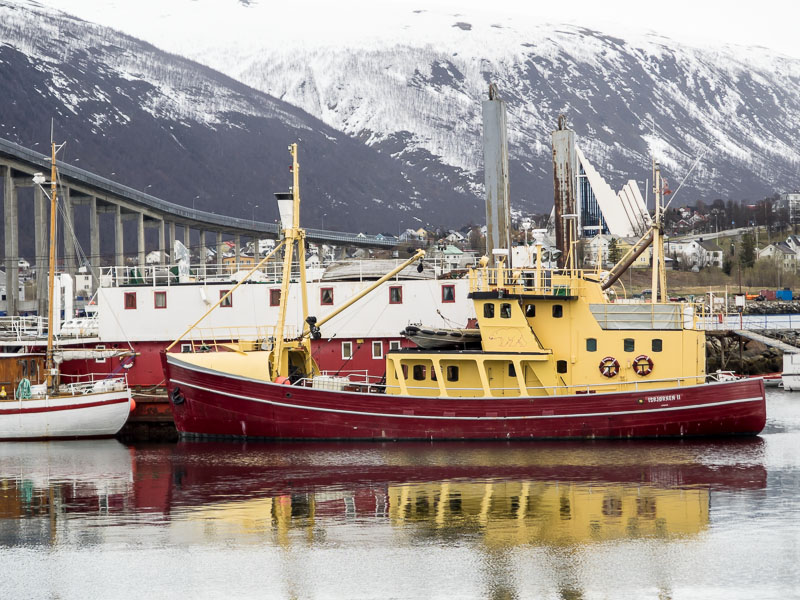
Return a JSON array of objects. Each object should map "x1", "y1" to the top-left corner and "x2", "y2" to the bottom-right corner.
[
  {"x1": 161, "y1": 144, "x2": 765, "y2": 440},
  {"x1": 0, "y1": 140, "x2": 133, "y2": 440}
]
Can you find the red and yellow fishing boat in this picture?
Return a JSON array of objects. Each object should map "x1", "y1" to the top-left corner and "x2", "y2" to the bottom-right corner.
[{"x1": 161, "y1": 144, "x2": 766, "y2": 440}]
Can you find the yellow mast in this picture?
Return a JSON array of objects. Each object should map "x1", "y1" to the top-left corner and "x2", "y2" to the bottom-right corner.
[
  {"x1": 272, "y1": 144, "x2": 311, "y2": 379},
  {"x1": 45, "y1": 142, "x2": 59, "y2": 391}
]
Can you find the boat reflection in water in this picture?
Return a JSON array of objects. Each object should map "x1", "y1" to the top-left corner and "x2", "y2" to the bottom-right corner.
[
  {"x1": 0, "y1": 440, "x2": 133, "y2": 545},
  {"x1": 164, "y1": 439, "x2": 767, "y2": 548}
]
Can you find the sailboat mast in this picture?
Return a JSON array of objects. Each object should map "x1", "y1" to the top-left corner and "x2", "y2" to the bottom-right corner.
[{"x1": 45, "y1": 142, "x2": 59, "y2": 390}]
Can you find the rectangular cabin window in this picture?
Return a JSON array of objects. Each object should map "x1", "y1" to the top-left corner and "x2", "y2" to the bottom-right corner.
[
  {"x1": 269, "y1": 289, "x2": 281, "y2": 307},
  {"x1": 500, "y1": 303, "x2": 512, "y2": 318},
  {"x1": 446, "y1": 365, "x2": 459, "y2": 382},
  {"x1": 95, "y1": 345, "x2": 106, "y2": 364},
  {"x1": 320, "y1": 287, "x2": 334, "y2": 306},
  {"x1": 552, "y1": 304, "x2": 563, "y2": 318},
  {"x1": 483, "y1": 303, "x2": 495, "y2": 318},
  {"x1": 389, "y1": 340, "x2": 401, "y2": 351},
  {"x1": 413, "y1": 365, "x2": 426, "y2": 380},
  {"x1": 586, "y1": 338, "x2": 597, "y2": 352},
  {"x1": 124, "y1": 292, "x2": 137, "y2": 310},
  {"x1": 154, "y1": 291, "x2": 167, "y2": 309},
  {"x1": 508, "y1": 363, "x2": 516, "y2": 377},
  {"x1": 220, "y1": 290, "x2": 233, "y2": 308},
  {"x1": 402, "y1": 364, "x2": 408, "y2": 379},
  {"x1": 624, "y1": 338, "x2": 635, "y2": 352},
  {"x1": 431, "y1": 366, "x2": 437, "y2": 381},
  {"x1": 372, "y1": 341, "x2": 383, "y2": 359},
  {"x1": 441, "y1": 284, "x2": 455, "y2": 303},
  {"x1": 652, "y1": 339, "x2": 663, "y2": 352},
  {"x1": 389, "y1": 286, "x2": 403, "y2": 304},
  {"x1": 556, "y1": 360, "x2": 567, "y2": 374},
  {"x1": 181, "y1": 343, "x2": 192, "y2": 353},
  {"x1": 341, "y1": 341, "x2": 353, "y2": 360},
  {"x1": 525, "y1": 303, "x2": 536, "y2": 317}
]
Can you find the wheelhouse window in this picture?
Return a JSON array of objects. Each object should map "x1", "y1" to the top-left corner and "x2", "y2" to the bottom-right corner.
[
  {"x1": 341, "y1": 341, "x2": 353, "y2": 360},
  {"x1": 552, "y1": 304, "x2": 563, "y2": 318},
  {"x1": 124, "y1": 292, "x2": 137, "y2": 310},
  {"x1": 652, "y1": 339, "x2": 663, "y2": 352},
  {"x1": 500, "y1": 303, "x2": 512, "y2": 318},
  {"x1": 483, "y1": 303, "x2": 495, "y2": 318},
  {"x1": 586, "y1": 338, "x2": 597, "y2": 352},
  {"x1": 389, "y1": 340, "x2": 402, "y2": 351},
  {"x1": 446, "y1": 366, "x2": 459, "y2": 382},
  {"x1": 180, "y1": 343, "x2": 192, "y2": 353},
  {"x1": 441, "y1": 284, "x2": 455, "y2": 303},
  {"x1": 508, "y1": 363, "x2": 516, "y2": 377},
  {"x1": 154, "y1": 291, "x2": 167, "y2": 309},
  {"x1": 320, "y1": 287, "x2": 334, "y2": 306},
  {"x1": 269, "y1": 289, "x2": 281, "y2": 307},
  {"x1": 624, "y1": 338, "x2": 635, "y2": 352},
  {"x1": 389, "y1": 286, "x2": 403, "y2": 304},
  {"x1": 525, "y1": 303, "x2": 536, "y2": 317},
  {"x1": 219, "y1": 290, "x2": 232, "y2": 308},
  {"x1": 372, "y1": 341, "x2": 383, "y2": 359},
  {"x1": 412, "y1": 365, "x2": 426, "y2": 380}
]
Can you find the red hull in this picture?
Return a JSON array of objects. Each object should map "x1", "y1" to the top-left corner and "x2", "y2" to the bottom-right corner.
[{"x1": 162, "y1": 353, "x2": 767, "y2": 440}]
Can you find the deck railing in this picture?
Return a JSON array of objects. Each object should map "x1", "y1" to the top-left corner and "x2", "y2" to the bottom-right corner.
[{"x1": 293, "y1": 372, "x2": 710, "y2": 397}]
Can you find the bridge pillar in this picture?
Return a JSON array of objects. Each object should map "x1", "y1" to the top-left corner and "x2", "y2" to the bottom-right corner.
[
  {"x1": 137, "y1": 212, "x2": 145, "y2": 268},
  {"x1": 115, "y1": 204, "x2": 124, "y2": 269},
  {"x1": 62, "y1": 187, "x2": 76, "y2": 276},
  {"x1": 158, "y1": 219, "x2": 166, "y2": 266},
  {"x1": 234, "y1": 234, "x2": 241, "y2": 270},
  {"x1": 3, "y1": 166, "x2": 19, "y2": 315},
  {"x1": 216, "y1": 231, "x2": 223, "y2": 271},
  {"x1": 89, "y1": 196, "x2": 100, "y2": 289},
  {"x1": 183, "y1": 225, "x2": 190, "y2": 254},
  {"x1": 34, "y1": 184, "x2": 48, "y2": 317},
  {"x1": 199, "y1": 229, "x2": 207, "y2": 278},
  {"x1": 168, "y1": 222, "x2": 175, "y2": 262}
]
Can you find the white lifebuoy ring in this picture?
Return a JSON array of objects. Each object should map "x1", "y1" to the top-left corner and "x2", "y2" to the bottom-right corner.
[
  {"x1": 599, "y1": 356, "x2": 620, "y2": 378},
  {"x1": 633, "y1": 354, "x2": 654, "y2": 376}
]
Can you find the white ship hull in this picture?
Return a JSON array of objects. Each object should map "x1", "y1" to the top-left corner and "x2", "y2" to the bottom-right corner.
[{"x1": 0, "y1": 386, "x2": 132, "y2": 440}]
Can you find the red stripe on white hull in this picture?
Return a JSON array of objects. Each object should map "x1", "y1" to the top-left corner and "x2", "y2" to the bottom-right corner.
[{"x1": 0, "y1": 391, "x2": 132, "y2": 440}]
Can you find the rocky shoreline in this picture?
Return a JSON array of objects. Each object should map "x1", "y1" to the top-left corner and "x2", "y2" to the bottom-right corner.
[{"x1": 706, "y1": 332, "x2": 784, "y2": 375}]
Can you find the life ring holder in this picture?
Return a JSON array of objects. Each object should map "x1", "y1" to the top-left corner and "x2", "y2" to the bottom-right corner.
[
  {"x1": 633, "y1": 354, "x2": 654, "y2": 376},
  {"x1": 599, "y1": 356, "x2": 620, "y2": 378}
]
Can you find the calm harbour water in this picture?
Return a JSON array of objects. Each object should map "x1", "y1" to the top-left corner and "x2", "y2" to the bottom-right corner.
[{"x1": 1, "y1": 390, "x2": 799, "y2": 600}]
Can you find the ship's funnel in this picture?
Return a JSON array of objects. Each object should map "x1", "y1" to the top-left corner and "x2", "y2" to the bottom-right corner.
[
  {"x1": 483, "y1": 84, "x2": 512, "y2": 267},
  {"x1": 552, "y1": 115, "x2": 577, "y2": 268}
]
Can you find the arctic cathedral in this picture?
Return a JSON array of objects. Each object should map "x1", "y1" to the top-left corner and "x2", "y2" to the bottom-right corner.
[{"x1": 551, "y1": 117, "x2": 651, "y2": 255}]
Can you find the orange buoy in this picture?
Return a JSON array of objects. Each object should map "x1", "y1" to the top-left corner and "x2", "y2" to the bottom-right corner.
[
  {"x1": 129, "y1": 397, "x2": 137, "y2": 413},
  {"x1": 274, "y1": 376, "x2": 291, "y2": 385}
]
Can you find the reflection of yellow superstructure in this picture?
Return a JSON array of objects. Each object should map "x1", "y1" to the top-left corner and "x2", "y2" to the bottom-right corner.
[
  {"x1": 389, "y1": 481, "x2": 708, "y2": 547},
  {"x1": 173, "y1": 479, "x2": 707, "y2": 549}
]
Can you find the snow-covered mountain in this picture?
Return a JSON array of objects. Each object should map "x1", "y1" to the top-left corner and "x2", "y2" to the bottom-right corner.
[
  {"x1": 0, "y1": 0, "x2": 481, "y2": 238},
  {"x1": 5, "y1": 0, "x2": 800, "y2": 240}
]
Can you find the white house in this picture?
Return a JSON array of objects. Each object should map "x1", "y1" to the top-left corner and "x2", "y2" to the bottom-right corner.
[{"x1": 758, "y1": 242, "x2": 797, "y2": 272}]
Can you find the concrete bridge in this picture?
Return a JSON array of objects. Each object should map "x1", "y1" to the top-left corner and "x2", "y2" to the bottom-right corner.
[{"x1": 0, "y1": 137, "x2": 396, "y2": 315}]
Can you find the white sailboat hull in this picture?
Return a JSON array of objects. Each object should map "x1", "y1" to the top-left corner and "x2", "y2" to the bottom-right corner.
[{"x1": 0, "y1": 388, "x2": 132, "y2": 440}]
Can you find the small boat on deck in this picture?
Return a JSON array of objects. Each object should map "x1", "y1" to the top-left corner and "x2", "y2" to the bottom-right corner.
[
  {"x1": 162, "y1": 144, "x2": 766, "y2": 441},
  {"x1": 401, "y1": 325, "x2": 481, "y2": 350}
]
